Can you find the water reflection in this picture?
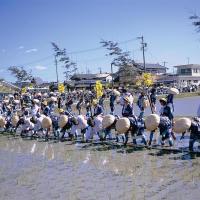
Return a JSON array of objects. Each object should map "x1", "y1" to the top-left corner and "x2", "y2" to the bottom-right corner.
[{"x1": 1, "y1": 136, "x2": 200, "y2": 199}]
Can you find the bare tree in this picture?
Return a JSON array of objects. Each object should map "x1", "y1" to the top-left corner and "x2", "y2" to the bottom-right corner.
[
  {"x1": 8, "y1": 66, "x2": 33, "y2": 82},
  {"x1": 100, "y1": 39, "x2": 143, "y2": 85}
]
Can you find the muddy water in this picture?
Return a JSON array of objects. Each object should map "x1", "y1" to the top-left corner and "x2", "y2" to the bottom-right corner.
[{"x1": 0, "y1": 135, "x2": 200, "y2": 200}]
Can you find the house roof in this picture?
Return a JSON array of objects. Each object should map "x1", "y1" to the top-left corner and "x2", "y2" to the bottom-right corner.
[
  {"x1": 71, "y1": 73, "x2": 111, "y2": 80},
  {"x1": 174, "y1": 64, "x2": 200, "y2": 68},
  {"x1": 138, "y1": 63, "x2": 167, "y2": 69}
]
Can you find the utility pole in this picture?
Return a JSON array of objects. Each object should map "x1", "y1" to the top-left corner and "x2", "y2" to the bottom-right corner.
[
  {"x1": 162, "y1": 61, "x2": 168, "y2": 74},
  {"x1": 98, "y1": 67, "x2": 102, "y2": 74},
  {"x1": 163, "y1": 61, "x2": 168, "y2": 68},
  {"x1": 55, "y1": 55, "x2": 59, "y2": 84},
  {"x1": 187, "y1": 57, "x2": 190, "y2": 65},
  {"x1": 111, "y1": 63, "x2": 114, "y2": 88},
  {"x1": 137, "y1": 36, "x2": 147, "y2": 72}
]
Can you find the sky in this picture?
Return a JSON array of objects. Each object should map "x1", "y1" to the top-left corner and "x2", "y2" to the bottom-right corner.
[{"x1": 0, "y1": 0, "x2": 200, "y2": 82}]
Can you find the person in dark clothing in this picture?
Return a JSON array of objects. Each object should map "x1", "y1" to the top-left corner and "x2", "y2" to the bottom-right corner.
[
  {"x1": 76, "y1": 98, "x2": 83, "y2": 115},
  {"x1": 109, "y1": 93, "x2": 116, "y2": 115},
  {"x1": 189, "y1": 117, "x2": 200, "y2": 151},
  {"x1": 99, "y1": 94, "x2": 106, "y2": 109},
  {"x1": 93, "y1": 100, "x2": 103, "y2": 117},
  {"x1": 150, "y1": 88, "x2": 157, "y2": 113},
  {"x1": 122, "y1": 96, "x2": 133, "y2": 118},
  {"x1": 166, "y1": 93, "x2": 174, "y2": 112},
  {"x1": 159, "y1": 98, "x2": 176, "y2": 140}
]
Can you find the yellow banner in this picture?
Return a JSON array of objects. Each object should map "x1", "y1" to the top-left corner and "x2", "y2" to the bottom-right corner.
[
  {"x1": 58, "y1": 83, "x2": 65, "y2": 93},
  {"x1": 95, "y1": 81, "x2": 103, "y2": 98}
]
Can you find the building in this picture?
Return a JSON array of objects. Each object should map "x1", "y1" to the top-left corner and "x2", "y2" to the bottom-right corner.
[
  {"x1": 138, "y1": 63, "x2": 167, "y2": 75},
  {"x1": 70, "y1": 73, "x2": 112, "y2": 89},
  {"x1": 173, "y1": 64, "x2": 200, "y2": 87},
  {"x1": 155, "y1": 73, "x2": 177, "y2": 85}
]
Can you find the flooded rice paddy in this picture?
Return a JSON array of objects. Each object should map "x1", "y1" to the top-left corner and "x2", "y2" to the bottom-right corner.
[{"x1": 1, "y1": 134, "x2": 200, "y2": 200}]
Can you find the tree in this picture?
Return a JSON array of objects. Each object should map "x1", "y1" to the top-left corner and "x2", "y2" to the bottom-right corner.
[
  {"x1": 190, "y1": 14, "x2": 200, "y2": 32},
  {"x1": 100, "y1": 39, "x2": 143, "y2": 85},
  {"x1": 51, "y1": 42, "x2": 77, "y2": 81},
  {"x1": 8, "y1": 66, "x2": 33, "y2": 82}
]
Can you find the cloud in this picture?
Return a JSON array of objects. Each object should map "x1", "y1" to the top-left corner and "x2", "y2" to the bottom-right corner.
[
  {"x1": 25, "y1": 48, "x2": 38, "y2": 53},
  {"x1": 18, "y1": 46, "x2": 24, "y2": 49},
  {"x1": 35, "y1": 65, "x2": 47, "y2": 70},
  {"x1": 1, "y1": 49, "x2": 6, "y2": 53}
]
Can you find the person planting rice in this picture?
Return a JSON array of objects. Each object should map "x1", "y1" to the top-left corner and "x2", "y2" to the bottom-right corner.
[{"x1": 188, "y1": 117, "x2": 200, "y2": 151}]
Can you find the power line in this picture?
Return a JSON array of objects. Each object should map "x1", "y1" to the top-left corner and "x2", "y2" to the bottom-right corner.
[{"x1": 13, "y1": 37, "x2": 138, "y2": 66}]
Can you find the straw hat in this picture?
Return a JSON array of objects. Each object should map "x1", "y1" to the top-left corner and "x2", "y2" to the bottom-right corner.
[
  {"x1": 92, "y1": 99, "x2": 98, "y2": 106},
  {"x1": 0, "y1": 116, "x2": 6, "y2": 128},
  {"x1": 42, "y1": 100, "x2": 48, "y2": 106},
  {"x1": 113, "y1": 89, "x2": 120, "y2": 96},
  {"x1": 59, "y1": 108, "x2": 64, "y2": 113},
  {"x1": 102, "y1": 114, "x2": 115, "y2": 129},
  {"x1": 168, "y1": 88, "x2": 179, "y2": 95},
  {"x1": 11, "y1": 115, "x2": 19, "y2": 127},
  {"x1": 115, "y1": 117, "x2": 130, "y2": 134},
  {"x1": 123, "y1": 96, "x2": 130, "y2": 103},
  {"x1": 41, "y1": 117, "x2": 52, "y2": 129},
  {"x1": 50, "y1": 96, "x2": 57, "y2": 102},
  {"x1": 43, "y1": 93, "x2": 48, "y2": 97},
  {"x1": 159, "y1": 98, "x2": 167, "y2": 103},
  {"x1": 58, "y1": 115, "x2": 68, "y2": 128},
  {"x1": 173, "y1": 118, "x2": 191, "y2": 133},
  {"x1": 33, "y1": 99, "x2": 40, "y2": 104},
  {"x1": 145, "y1": 114, "x2": 160, "y2": 131}
]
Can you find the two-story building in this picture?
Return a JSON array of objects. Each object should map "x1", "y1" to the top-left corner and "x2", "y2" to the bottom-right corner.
[
  {"x1": 138, "y1": 63, "x2": 167, "y2": 75},
  {"x1": 173, "y1": 64, "x2": 200, "y2": 87}
]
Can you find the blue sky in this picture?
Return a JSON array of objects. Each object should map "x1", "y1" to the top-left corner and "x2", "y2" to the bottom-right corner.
[{"x1": 0, "y1": 0, "x2": 200, "y2": 82}]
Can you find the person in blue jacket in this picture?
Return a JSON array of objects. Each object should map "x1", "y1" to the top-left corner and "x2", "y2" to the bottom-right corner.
[
  {"x1": 109, "y1": 92, "x2": 116, "y2": 115},
  {"x1": 122, "y1": 96, "x2": 133, "y2": 117},
  {"x1": 93, "y1": 100, "x2": 103, "y2": 117}
]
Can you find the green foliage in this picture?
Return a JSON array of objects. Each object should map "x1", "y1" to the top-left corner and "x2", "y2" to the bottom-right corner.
[
  {"x1": 8, "y1": 66, "x2": 33, "y2": 82},
  {"x1": 51, "y1": 42, "x2": 77, "y2": 80},
  {"x1": 190, "y1": 14, "x2": 200, "y2": 32}
]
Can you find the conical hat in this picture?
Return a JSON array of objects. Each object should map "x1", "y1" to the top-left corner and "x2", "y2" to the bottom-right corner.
[
  {"x1": 12, "y1": 115, "x2": 19, "y2": 127},
  {"x1": 115, "y1": 117, "x2": 130, "y2": 134},
  {"x1": 0, "y1": 116, "x2": 6, "y2": 128},
  {"x1": 50, "y1": 96, "x2": 57, "y2": 102},
  {"x1": 113, "y1": 89, "x2": 120, "y2": 96},
  {"x1": 145, "y1": 114, "x2": 160, "y2": 131},
  {"x1": 173, "y1": 118, "x2": 191, "y2": 133},
  {"x1": 102, "y1": 114, "x2": 115, "y2": 129},
  {"x1": 58, "y1": 115, "x2": 68, "y2": 128},
  {"x1": 168, "y1": 88, "x2": 179, "y2": 95},
  {"x1": 33, "y1": 99, "x2": 40, "y2": 104},
  {"x1": 41, "y1": 117, "x2": 52, "y2": 129}
]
